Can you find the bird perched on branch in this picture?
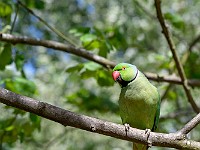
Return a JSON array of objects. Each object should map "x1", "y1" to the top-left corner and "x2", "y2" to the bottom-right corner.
[{"x1": 112, "y1": 63, "x2": 160, "y2": 150}]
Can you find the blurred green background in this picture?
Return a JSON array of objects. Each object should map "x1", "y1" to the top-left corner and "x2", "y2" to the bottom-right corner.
[{"x1": 0, "y1": 0, "x2": 200, "y2": 149}]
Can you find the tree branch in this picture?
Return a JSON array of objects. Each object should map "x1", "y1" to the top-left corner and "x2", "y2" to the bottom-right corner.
[
  {"x1": 144, "y1": 72, "x2": 200, "y2": 87},
  {"x1": 181, "y1": 33, "x2": 200, "y2": 65},
  {"x1": 134, "y1": 0, "x2": 157, "y2": 20},
  {"x1": 10, "y1": 2, "x2": 19, "y2": 34},
  {"x1": 177, "y1": 113, "x2": 200, "y2": 135},
  {"x1": 189, "y1": 34, "x2": 200, "y2": 52},
  {"x1": 1, "y1": 33, "x2": 200, "y2": 87},
  {"x1": 154, "y1": 0, "x2": 200, "y2": 113},
  {"x1": 0, "y1": 33, "x2": 115, "y2": 69},
  {"x1": 0, "y1": 87, "x2": 200, "y2": 149}
]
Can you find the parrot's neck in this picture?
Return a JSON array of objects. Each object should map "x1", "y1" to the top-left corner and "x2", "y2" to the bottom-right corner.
[{"x1": 120, "y1": 68, "x2": 138, "y2": 88}]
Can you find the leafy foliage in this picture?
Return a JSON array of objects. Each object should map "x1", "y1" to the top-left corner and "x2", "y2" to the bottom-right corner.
[
  {"x1": 0, "y1": 77, "x2": 40, "y2": 148},
  {"x1": 4, "y1": 77, "x2": 37, "y2": 97},
  {"x1": 0, "y1": 43, "x2": 12, "y2": 70},
  {"x1": 184, "y1": 52, "x2": 200, "y2": 79},
  {"x1": 70, "y1": 27, "x2": 117, "y2": 57},
  {"x1": 66, "y1": 62, "x2": 114, "y2": 86},
  {"x1": 0, "y1": 1, "x2": 12, "y2": 17},
  {"x1": 66, "y1": 88, "x2": 118, "y2": 113},
  {"x1": 164, "y1": 12, "x2": 185, "y2": 31}
]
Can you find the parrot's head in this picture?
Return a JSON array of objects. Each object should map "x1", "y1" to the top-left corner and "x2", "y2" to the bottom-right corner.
[{"x1": 112, "y1": 63, "x2": 138, "y2": 87}]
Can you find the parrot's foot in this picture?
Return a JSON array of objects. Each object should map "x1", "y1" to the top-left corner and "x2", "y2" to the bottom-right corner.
[
  {"x1": 124, "y1": 123, "x2": 130, "y2": 131},
  {"x1": 145, "y1": 129, "x2": 152, "y2": 148},
  {"x1": 124, "y1": 123, "x2": 130, "y2": 135}
]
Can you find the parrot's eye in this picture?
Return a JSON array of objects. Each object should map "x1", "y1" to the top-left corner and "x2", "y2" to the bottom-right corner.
[{"x1": 122, "y1": 67, "x2": 126, "y2": 70}]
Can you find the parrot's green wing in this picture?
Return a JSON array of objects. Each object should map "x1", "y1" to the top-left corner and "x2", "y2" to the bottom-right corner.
[
  {"x1": 112, "y1": 63, "x2": 161, "y2": 150},
  {"x1": 152, "y1": 91, "x2": 161, "y2": 131},
  {"x1": 118, "y1": 71, "x2": 160, "y2": 130},
  {"x1": 119, "y1": 72, "x2": 160, "y2": 150}
]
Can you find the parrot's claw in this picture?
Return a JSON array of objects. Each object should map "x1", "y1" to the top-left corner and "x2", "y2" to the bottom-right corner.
[
  {"x1": 124, "y1": 123, "x2": 130, "y2": 133},
  {"x1": 124, "y1": 123, "x2": 130, "y2": 131},
  {"x1": 145, "y1": 129, "x2": 151, "y2": 135},
  {"x1": 145, "y1": 129, "x2": 152, "y2": 148}
]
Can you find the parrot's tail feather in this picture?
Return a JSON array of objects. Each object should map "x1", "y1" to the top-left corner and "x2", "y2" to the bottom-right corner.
[{"x1": 133, "y1": 142, "x2": 148, "y2": 150}]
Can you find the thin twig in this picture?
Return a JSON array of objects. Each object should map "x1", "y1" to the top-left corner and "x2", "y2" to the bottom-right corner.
[
  {"x1": 0, "y1": 87, "x2": 200, "y2": 149},
  {"x1": 160, "y1": 84, "x2": 172, "y2": 100},
  {"x1": 182, "y1": 33, "x2": 200, "y2": 65},
  {"x1": 17, "y1": 0, "x2": 76, "y2": 46},
  {"x1": 177, "y1": 113, "x2": 200, "y2": 135},
  {"x1": 44, "y1": 129, "x2": 69, "y2": 149},
  {"x1": 134, "y1": 0, "x2": 157, "y2": 20},
  {"x1": 10, "y1": 2, "x2": 19, "y2": 33},
  {"x1": 189, "y1": 34, "x2": 200, "y2": 52},
  {"x1": 154, "y1": 0, "x2": 200, "y2": 113},
  {"x1": 1, "y1": 33, "x2": 200, "y2": 87}
]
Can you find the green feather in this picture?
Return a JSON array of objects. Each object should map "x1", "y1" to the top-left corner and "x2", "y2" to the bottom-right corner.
[{"x1": 113, "y1": 63, "x2": 161, "y2": 150}]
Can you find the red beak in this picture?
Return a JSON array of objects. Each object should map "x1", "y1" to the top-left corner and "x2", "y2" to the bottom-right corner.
[{"x1": 112, "y1": 71, "x2": 120, "y2": 81}]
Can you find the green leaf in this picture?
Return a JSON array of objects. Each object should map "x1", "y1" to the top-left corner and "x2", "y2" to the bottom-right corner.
[
  {"x1": 21, "y1": 122, "x2": 35, "y2": 136},
  {"x1": 167, "y1": 91, "x2": 177, "y2": 100},
  {"x1": 79, "y1": 62, "x2": 102, "y2": 79},
  {"x1": 24, "y1": 0, "x2": 45, "y2": 9},
  {"x1": 15, "y1": 51, "x2": 25, "y2": 71},
  {"x1": 5, "y1": 125, "x2": 15, "y2": 131},
  {"x1": 80, "y1": 70, "x2": 95, "y2": 79},
  {"x1": 35, "y1": 0, "x2": 45, "y2": 9},
  {"x1": 29, "y1": 113, "x2": 40, "y2": 123},
  {"x1": 4, "y1": 77, "x2": 37, "y2": 97},
  {"x1": 83, "y1": 62, "x2": 101, "y2": 71},
  {"x1": 29, "y1": 113, "x2": 41, "y2": 131},
  {"x1": 80, "y1": 34, "x2": 97, "y2": 43},
  {"x1": 184, "y1": 52, "x2": 200, "y2": 79},
  {"x1": 97, "y1": 70, "x2": 114, "y2": 87},
  {"x1": 19, "y1": 130, "x2": 25, "y2": 143},
  {"x1": 164, "y1": 12, "x2": 185, "y2": 30},
  {"x1": 0, "y1": 43, "x2": 12, "y2": 70},
  {"x1": 66, "y1": 62, "x2": 102, "y2": 79},
  {"x1": 66, "y1": 89, "x2": 118, "y2": 113},
  {"x1": 69, "y1": 27, "x2": 90, "y2": 37},
  {"x1": 84, "y1": 40, "x2": 101, "y2": 50},
  {"x1": 0, "y1": 2, "x2": 12, "y2": 17},
  {"x1": 66, "y1": 64, "x2": 84, "y2": 73},
  {"x1": 98, "y1": 47, "x2": 108, "y2": 57}
]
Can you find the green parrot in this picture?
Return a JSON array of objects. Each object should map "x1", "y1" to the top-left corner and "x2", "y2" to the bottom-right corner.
[{"x1": 112, "y1": 63, "x2": 160, "y2": 150}]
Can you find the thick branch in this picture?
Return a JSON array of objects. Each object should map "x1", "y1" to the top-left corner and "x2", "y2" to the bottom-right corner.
[
  {"x1": 154, "y1": 0, "x2": 200, "y2": 113},
  {"x1": 0, "y1": 87, "x2": 200, "y2": 149},
  {"x1": 1, "y1": 33, "x2": 200, "y2": 87},
  {"x1": 0, "y1": 33, "x2": 115, "y2": 68}
]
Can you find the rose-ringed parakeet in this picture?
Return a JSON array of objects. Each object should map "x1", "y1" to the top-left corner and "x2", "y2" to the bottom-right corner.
[{"x1": 112, "y1": 63, "x2": 160, "y2": 150}]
